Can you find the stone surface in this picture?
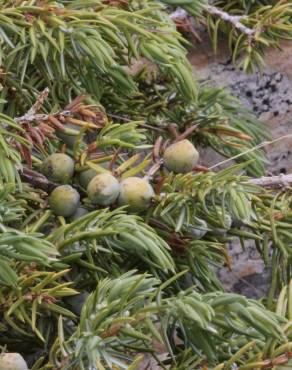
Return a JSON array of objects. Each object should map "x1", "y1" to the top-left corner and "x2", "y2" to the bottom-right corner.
[
  {"x1": 188, "y1": 34, "x2": 292, "y2": 297},
  {"x1": 189, "y1": 35, "x2": 292, "y2": 175},
  {"x1": 217, "y1": 239, "x2": 271, "y2": 299}
]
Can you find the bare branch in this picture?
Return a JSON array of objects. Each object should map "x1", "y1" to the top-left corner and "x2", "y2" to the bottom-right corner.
[
  {"x1": 15, "y1": 110, "x2": 71, "y2": 124},
  {"x1": 206, "y1": 5, "x2": 256, "y2": 39},
  {"x1": 28, "y1": 88, "x2": 50, "y2": 115},
  {"x1": 249, "y1": 174, "x2": 292, "y2": 188},
  {"x1": 16, "y1": 88, "x2": 50, "y2": 123},
  {"x1": 170, "y1": 6, "x2": 256, "y2": 39}
]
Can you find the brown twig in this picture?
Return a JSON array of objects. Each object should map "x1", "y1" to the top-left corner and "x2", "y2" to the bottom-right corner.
[
  {"x1": 167, "y1": 123, "x2": 179, "y2": 139},
  {"x1": 65, "y1": 95, "x2": 87, "y2": 111},
  {"x1": 20, "y1": 168, "x2": 86, "y2": 195},
  {"x1": 16, "y1": 93, "x2": 103, "y2": 130},
  {"x1": 153, "y1": 136, "x2": 163, "y2": 163},
  {"x1": 148, "y1": 218, "x2": 187, "y2": 253},
  {"x1": 194, "y1": 165, "x2": 210, "y2": 173},
  {"x1": 15, "y1": 88, "x2": 50, "y2": 123},
  {"x1": 145, "y1": 160, "x2": 163, "y2": 181},
  {"x1": 27, "y1": 88, "x2": 49, "y2": 116},
  {"x1": 140, "y1": 122, "x2": 165, "y2": 133},
  {"x1": 20, "y1": 168, "x2": 58, "y2": 193},
  {"x1": 262, "y1": 352, "x2": 292, "y2": 369},
  {"x1": 109, "y1": 148, "x2": 121, "y2": 172},
  {"x1": 173, "y1": 124, "x2": 199, "y2": 142}
]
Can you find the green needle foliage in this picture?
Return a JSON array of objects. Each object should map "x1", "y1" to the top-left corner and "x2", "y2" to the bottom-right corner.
[
  {"x1": 206, "y1": 0, "x2": 292, "y2": 71},
  {"x1": 159, "y1": 0, "x2": 292, "y2": 71},
  {"x1": 49, "y1": 273, "x2": 291, "y2": 369},
  {"x1": 0, "y1": 0, "x2": 291, "y2": 369}
]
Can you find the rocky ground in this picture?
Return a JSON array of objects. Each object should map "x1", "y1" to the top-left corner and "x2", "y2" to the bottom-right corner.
[{"x1": 188, "y1": 34, "x2": 292, "y2": 297}]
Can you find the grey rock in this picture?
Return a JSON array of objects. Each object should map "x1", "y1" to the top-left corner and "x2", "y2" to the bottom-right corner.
[{"x1": 189, "y1": 44, "x2": 292, "y2": 297}]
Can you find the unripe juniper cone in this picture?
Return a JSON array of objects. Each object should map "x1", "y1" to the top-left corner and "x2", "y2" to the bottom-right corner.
[
  {"x1": 163, "y1": 139, "x2": 199, "y2": 174},
  {"x1": 87, "y1": 173, "x2": 120, "y2": 206},
  {"x1": 43, "y1": 153, "x2": 75, "y2": 184},
  {"x1": 187, "y1": 219, "x2": 208, "y2": 239},
  {"x1": 118, "y1": 177, "x2": 154, "y2": 212},
  {"x1": 70, "y1": 206, "x2": 89, "y2": 221},
  {"x1": 0, "y1": 353, "x2": 28, "y2": 370},
  {"x1": 78, "y1": 168, "x2": 97, "y2": 189},
  {"x1": 49, "y1": 185, "x2": 80, "y2": 217},
  {"x1": 211, "y1": 212, "x2": 233, "y2": 237}
]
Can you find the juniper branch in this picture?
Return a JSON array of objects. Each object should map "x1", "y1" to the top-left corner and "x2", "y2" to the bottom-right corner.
[
  {"x1": 206, "y1": 5, "x2": 256, "y2": 39},
  {"x1": 249, "y1": 173, "x2": 292, "y2": 188},
  {"x1": 170, "y1": 5, "x2": 256, "y2": 38},
  {"x1": 20, "y1": 168, "x2": 58, "y2": 193},
  {"x1": 24, "y1": 88, "x2": 50, "y2": 119}
]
